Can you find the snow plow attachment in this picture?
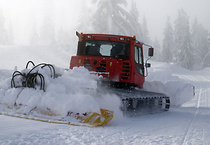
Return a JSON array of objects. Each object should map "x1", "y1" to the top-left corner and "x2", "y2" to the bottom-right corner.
[
  {"x1": 0, "y1": 61, "x2": 114, "y2": 127},
  {"x1": 0, "y1": 108, "x2": 113, "y2": 127}
]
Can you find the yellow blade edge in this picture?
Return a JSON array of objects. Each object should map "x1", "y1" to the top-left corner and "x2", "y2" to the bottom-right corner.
[
  {"x1": 4, "y1": 105, "x2": 114, "y2": 127},
  {"x1": 77, "y1": 109, "x2": 114, "y2": 127},
  {"x1": 100, "y1": 109, "x2": 114, "y2": 124}
]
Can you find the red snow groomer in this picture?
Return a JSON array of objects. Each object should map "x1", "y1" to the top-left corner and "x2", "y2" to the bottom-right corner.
[{"x1": 70, "y1": 32, "x2": 170, "y2": 115}]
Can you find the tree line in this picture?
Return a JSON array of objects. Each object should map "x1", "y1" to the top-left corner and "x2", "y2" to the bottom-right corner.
[
  {"x1": 158, "y1": 9, "x2": 210, "y2": 70},
  {"x1": 0, "y1": 1, "x2": 209, "y2": 70}
]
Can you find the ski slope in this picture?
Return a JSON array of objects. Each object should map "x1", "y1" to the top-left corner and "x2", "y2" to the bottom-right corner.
[{"x1": 0, "y1": 46, "x2": 210, "y2": 144}]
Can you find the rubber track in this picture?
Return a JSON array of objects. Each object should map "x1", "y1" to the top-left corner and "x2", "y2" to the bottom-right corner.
[{"x1": 122, "y1": 96, "x2": 170, "y2": 110}]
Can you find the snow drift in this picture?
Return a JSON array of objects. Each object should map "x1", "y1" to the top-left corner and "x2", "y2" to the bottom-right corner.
[
  {"x1": 144, "y1": 61, "x2": 195, "y2": 106},
  {"x1": 144, "y1": 81, "x2": 194, "y2": 106},
  {"x1": 0, "y1": 66, "x2": 121, "y2": 118}
]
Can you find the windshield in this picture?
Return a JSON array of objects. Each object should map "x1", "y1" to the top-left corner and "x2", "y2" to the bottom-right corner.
[{"x1": 84, "y1": 40, "x2": 128, "y2": 59}]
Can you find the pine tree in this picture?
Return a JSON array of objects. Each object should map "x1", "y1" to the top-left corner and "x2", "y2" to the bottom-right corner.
[
  {"x1": 152, "y1": 37, "x2": 162, "y2": 61},
  {"x1": 191, "y1": 18, "x2": 209, "y2": 69},
  {"x1": 77, "y1": 0, "x2": 94, "y2": 33},
  {"x1": 202, "y1": 33, "x2": 210, "y2": 67},
  {"x1": 141, "y1": 16, "x2": 151, "y2": 44},
  {"x1": 91, "y1": 0, "x2": 131, "y2": 35},
  {"x1": 174, "y1": 9, "x2": 193, "y2": 69},
  {"x1": 201, "y1": 31, "x2": 210, "y2": 68},
  {"x1": 128, "y1": 0, "x2": 143, "y2": 40},
  {"x1": 162, "y1": 16, "x2": 174, "y2": 62}
]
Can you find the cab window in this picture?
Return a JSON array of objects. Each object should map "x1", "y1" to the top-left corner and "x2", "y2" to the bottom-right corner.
[
  {"x1": 134, "y1": 45, "x2": 144, "y2": 76},
  {"x1": 134, "y1": 46, "x2": 143, "y2": 65}
]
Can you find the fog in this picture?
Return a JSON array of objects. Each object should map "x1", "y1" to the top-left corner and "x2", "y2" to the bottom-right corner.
[
  {"x1": 0, "y1": 0, "x2": 209, "y2": 44},
  {"x1": 0, "y1": 0, "x2": 82, "y2": 44},
  {"x1": 137, "y1": 0, "x2": 210, "y2": 41}
]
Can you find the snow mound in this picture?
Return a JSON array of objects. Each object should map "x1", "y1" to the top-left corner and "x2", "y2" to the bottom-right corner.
[
  {"x1": 144, "y1": 81, "x2": 194, "y2": 106},
  {"x1": 0, "y1": 66, "x2": 121, "y2": 117},
  {"x1": 145, "y1": 61, "x2": 195, "y2": 106}
]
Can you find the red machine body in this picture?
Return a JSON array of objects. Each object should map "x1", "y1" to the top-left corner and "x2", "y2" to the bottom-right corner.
[{"x1": 70, "y1": 33, "x2": 147, "y2": 88}]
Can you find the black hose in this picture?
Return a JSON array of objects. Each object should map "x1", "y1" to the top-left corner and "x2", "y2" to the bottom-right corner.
[
  {"x1": 11, "y1": 61, "x2": 56, "y2": 92},
  {"x1": 11, "y1": 71, "x2": 24, "y2": 88},
  {"x1": 26, "y1": 61, "x2": 35, "y2": 69}
]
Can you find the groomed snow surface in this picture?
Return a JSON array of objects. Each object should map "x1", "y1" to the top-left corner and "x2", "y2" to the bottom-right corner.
[{"x1": 0, "y1": 46, "x2": 210, "y2": 144}]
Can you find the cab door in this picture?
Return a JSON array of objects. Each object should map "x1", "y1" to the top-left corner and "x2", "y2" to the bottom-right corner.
[{"x1": 133, "y1": 45, "x2": 145, "y2": 87}]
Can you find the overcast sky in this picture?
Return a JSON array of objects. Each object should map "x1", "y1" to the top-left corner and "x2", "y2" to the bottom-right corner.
[{"x1": 0, "y1": 0, "x2": 209, "y2": 44}]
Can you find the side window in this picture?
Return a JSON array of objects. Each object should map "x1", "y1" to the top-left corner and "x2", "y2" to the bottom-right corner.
[
  {"x1": 134, "y1": 46, "x2": 143, "y2": 65},
  {"x1": 135, "y1": 46, "x2": 139, "y2": 63},
  {"x1": 134, "y1": 45, "x2": 144, "y2": 76},
  {"x1": 139, "y1": 47, "x2": 143, "y2": 65}
]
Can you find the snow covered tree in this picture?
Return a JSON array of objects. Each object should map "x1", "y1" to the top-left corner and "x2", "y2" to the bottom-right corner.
[
  {"x1": 78, "y1": 0, "x2": 146, "y2": 43},
  {"x1": 174, "y1": 9, "x2": 193, "y2": 69},
  {"x1": 152, "y1": 37, "x2": 162, "y2": 61},
  {"x1": 77, "y1": 0, "x2": 94, "y2": 33},
  {"x1": 191, "y1": 18, "x2": 209, "y2": 69},
  {"x1": 141, "y1": 16, "x2": 151, "y2": 44},
  {"x1": 162, "y1": 16, "x2": 174, "y2": 62},
  {"x1": 0, "y1": 8, "x2": 8, "y2": 45},
  {"x1": 202, "y1": 32, "x2": 210, "y2": 68},
  {"x1": 128, "y1": 0, "x2": 143, "y2": 40},
  {"x1": 202, "y1": 52, "x2": 210, "y2": 68},
  {"x1": 91, "y1": 0, "x2": 131, "y2": 35}
]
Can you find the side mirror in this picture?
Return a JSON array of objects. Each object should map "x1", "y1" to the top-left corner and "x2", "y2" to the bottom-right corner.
[{"x1": 148, "y1": 48, "x2": 154, "y2": 57}]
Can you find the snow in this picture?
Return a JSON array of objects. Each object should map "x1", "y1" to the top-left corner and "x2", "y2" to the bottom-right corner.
[
  {"x1": 0, "y1": 46, "x2": 210, "y2": 144},
  {"x1": 144, "y1": 62, "x2": 195, "y2": 106},
  {"x1": 0, "y1": 65, "x2": 120, "y2": 116}
]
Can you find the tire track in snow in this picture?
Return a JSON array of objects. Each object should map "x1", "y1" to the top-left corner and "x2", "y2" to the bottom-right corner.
[
  {"x1": 181, "y1": 86, "x2": 210, "y2": 145},
  {"x1": 181, "y1": 87, "x2": 202, "y2": 145},
  {"x1": 203, "y1": 88, "x2": 210, "y2": 144},
  {"x1": 174, "y1": 72, "x2": 210, "y2": 144}
]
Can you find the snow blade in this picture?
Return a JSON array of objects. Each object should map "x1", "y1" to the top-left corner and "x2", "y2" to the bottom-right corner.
[
  {"x1": 0, "y1": 106, "x2": 113, "y2": 127},
  {"x1": 5, "y1": 61, "x2": 114, "y2": 127}
]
